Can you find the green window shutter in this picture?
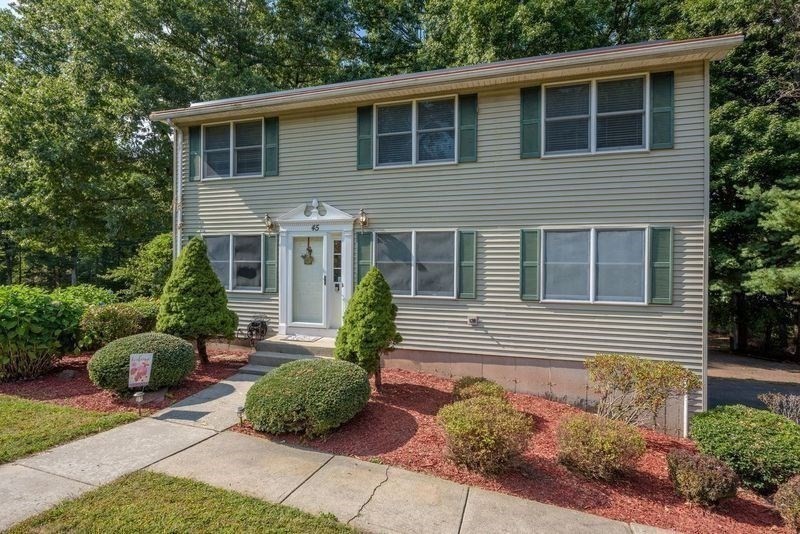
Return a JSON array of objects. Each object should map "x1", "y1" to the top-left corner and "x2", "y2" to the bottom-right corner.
[
  {"x1": 520, "y1": 86, "x2": 541, "y2": 158},
  {"x1": 650, "y1": 71, "x2": 674, "y2": 149},
  {"x1": 457, "y1": 231, "x2": 477, "y2": 299},
  {"x1": 355, "y1": 231, "x2": 373, "y2": 285},
  {"x1": 264, "y1": 117, "x2": 279, "y2": 176},
  {"x1": 458, "y1": 94, "x2": 478, "y2": 163},
  {"x1": 649, "y1": 227, "x2": 673, "y2": 304},
  {"x1": 188, "y1": 126, "x2": 201, "y2": 181},
  {"x1": 357, "y1": 106, "x2": 373, "y2": 170},
  {"x1": 520, "y1": 229, "x2": 540, "y2": 300},
  {"x1": 263, "y1": 234, "x2": 279, "y2": 293}
]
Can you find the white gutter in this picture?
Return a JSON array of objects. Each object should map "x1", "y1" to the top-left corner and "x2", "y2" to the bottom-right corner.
[
  {"x1": 167, "y1": 119, "x2": 183, "y2": 258},
  {"x1": 150, "y1": 34, "x2": 743, "y2": 123}
]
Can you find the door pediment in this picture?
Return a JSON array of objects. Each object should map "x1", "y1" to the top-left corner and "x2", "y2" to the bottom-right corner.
[{"x1": 277, "y1": 199, "x2": 355, "y2": 230}]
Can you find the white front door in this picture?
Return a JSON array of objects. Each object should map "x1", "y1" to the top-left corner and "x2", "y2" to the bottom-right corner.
[{"x1": 291, "y1": 236, "x2": 325, "y2": 325}]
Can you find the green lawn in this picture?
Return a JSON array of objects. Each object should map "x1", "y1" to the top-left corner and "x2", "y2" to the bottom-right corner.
[
  {"x1": 0, "y1": 394, "x2": 138, "y2": 464},
  {"x1": 10, "y1": 471, "x2": 353, "y2": 533}
]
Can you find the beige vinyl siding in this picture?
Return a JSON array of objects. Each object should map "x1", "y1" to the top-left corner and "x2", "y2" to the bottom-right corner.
[{"x1": 180, "y1": 63, "x2": 706, "y2": 386}]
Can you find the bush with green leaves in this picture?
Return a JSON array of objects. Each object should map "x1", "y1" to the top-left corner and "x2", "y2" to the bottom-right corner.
[
  {"x1": 437, "y1": 396, "x2": 532, "y2": 474},
  {"x1": 586, "y1": 353, "x2": 702, "y2": 426},
  {"x1": 87, "y1": 332, "x2": 195, "y2": 393},
  {"x1": 759, "y1": 392, "x2": 800, "y2": 425},
  {"x1": 51, "y1": 284, "x2": 116, "y2": 308},
  {"x1": 452, "y1": 376, "x2": 506, "y2": 402},
  {"x1": 0, "y1": 285, "x2": 84, "y2": 380},
  {"x1": 79, "y1": 303, "x2": 144, "y2": 351},
  {"x1": 157, "y1": 237, "x2": 237, "y2": 363},
  {"x1": 126, "y1": 298, "x2": 160, "y2": 332},
  {"x1": 335, "y1": 267, "x2": 401, "y2": 390},
  {"x1": 556, "y1": 412, "x2": 645, "y2": 481},
  {"x1": 245, "y1": 358, "x2": 370, "y2": 438},
  {"x1": 103, "y1": 233, "x2": 173, "y2": 299},
  {"x1": 691, "y1": 405, "x2": 800, "y2": 494},
  {"x1": 666, "y1": 449, "x2": 738, "y2": 506},
  {"x1": 775, "y1": 475, "x2": 800, "y2": 532}
]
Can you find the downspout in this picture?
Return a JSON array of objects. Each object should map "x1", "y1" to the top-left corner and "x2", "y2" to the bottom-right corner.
[{"x1": 168, "y1": 119, "x2": 183, "y2": 258}]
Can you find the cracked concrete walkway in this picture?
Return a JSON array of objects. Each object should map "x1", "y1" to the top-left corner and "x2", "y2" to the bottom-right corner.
[{"x1": 2, "y1": 370, "x2": 669, "y2": 533}]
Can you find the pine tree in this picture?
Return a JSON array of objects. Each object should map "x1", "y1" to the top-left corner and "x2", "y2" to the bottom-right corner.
[
  {"x1": 334, "y1": 267, "x2": 402, "y2": 390},
  {"x1": 156, "y1": 237, "x2": 237, "y2": 363}
]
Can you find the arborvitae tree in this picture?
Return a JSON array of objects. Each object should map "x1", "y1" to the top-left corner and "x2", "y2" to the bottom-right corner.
[
  {"x1": 156, "y1": 237, "x2": 237, "y2": 363},
  {"x1": 334, "y1": 267, "x2": 402, "y2": 390}
]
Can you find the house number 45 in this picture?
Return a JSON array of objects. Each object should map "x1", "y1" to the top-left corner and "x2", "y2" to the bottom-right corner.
[{"x1": 311, "y1": 224, "x2": 320, "y2": 231}]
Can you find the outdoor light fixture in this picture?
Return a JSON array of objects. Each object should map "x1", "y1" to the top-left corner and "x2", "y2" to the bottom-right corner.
[
  {"x1": 264, "y1": 213, "x2": 274, "y2": 233},
  {"x1": 236, "y1": 405, "x2": 245, "y2": 425},
  {"x1": 133, "y1": 391, "x2": 145, "y2": 416},
  {"x1": 359, "y1": 208, "x2": 368, "y2": 229}
]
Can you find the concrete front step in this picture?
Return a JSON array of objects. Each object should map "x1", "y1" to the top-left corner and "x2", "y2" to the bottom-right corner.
[
  {"x1": 248, "y1": 350, "x2": 317, "y2": 368},
  {"x1": 254, "y1": 336, "x2": 335, "y2": 358},
  {"x1": 238, "y1": 363, "x2": 275, "y2": 376}
]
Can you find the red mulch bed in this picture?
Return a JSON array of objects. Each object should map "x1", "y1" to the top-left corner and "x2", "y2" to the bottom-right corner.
[
  {"x1": 235, "y1": 368, "x2": 786, "y2": 534},
  {"x1": 0, "y1": 346, "x2": 250, "y2": 414}
]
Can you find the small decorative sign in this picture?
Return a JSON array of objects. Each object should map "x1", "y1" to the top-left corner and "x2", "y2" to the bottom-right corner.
[{"x1": 128, "y1": 353, "x2": 153, "y2": 388}]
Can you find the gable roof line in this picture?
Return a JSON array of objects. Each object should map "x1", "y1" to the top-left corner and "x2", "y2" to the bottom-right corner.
[{"x1": 151, "y1": 33, "x2": 743, "y2": 123}]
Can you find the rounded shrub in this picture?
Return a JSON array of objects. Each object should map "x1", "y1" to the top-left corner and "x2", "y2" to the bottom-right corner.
[
  {"x1": 691, "y1": 405, "x2": 800, "y2": 494},
  {"x1": 0, "y1": 285, "x2": 84, "y2": 380},
  {"x1": 437, "y1": 396, "x2": 532, "y2": 474},
  {"x1": 556, "y1": 413, "x2": 645, "y2": 481},
  {"x1": 126, "y1": 298, "x2": 160, "y2": 332},
  {"x1": 452, "y1": 376, "x2": 506, "y2": 402},
  {"x1": 666, "y1": 449, "x2": 738, "y2": 506},
  {"x1": 245, "y1": 358, "x2": 370, "y2": 438},
  {"x1": 775, "y1": 475, "x2": 800, "y2": 532},
  {"x1": 79, "y1": 303, "x2": 144, "y2": 350},
  {"x1": 88, "y1": 332, "x2": 195, "y2": 393}
]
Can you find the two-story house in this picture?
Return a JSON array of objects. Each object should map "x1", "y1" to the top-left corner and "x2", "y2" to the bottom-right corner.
[{"x1": 151, "y1": 34, "x2": 743, "y2": 435}]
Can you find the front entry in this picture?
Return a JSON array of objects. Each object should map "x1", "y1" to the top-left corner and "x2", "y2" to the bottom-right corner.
[{"x1": 277, "y1": 200, "x2": 355, "y2": 336}]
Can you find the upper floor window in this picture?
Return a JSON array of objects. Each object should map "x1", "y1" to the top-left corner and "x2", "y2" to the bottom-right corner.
[
  {"x1": 203, "y1": 120, "x2": 263, "y2": 179},
  {"x1": 544, "y1": 76, "x2": 646, "y2": 156},
  {"x1": 204, "y1": 234, "x2": 262, "y2": 291},
  {"x1": 376, "y1": 97, "x2": 456, "y2": 167}
]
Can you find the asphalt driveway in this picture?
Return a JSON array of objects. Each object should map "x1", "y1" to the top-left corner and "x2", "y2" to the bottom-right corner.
[{"x1": 708, "y1": 351, "x2": 800, "y2": 409}]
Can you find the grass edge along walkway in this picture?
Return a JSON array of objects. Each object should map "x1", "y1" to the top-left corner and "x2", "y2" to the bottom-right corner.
[
  {"x1": 9, "y1": 470, "x2": 353, "y2": 533},
  {"x1": 0, "y1": 394, "x2": 138, "y2": 464}
]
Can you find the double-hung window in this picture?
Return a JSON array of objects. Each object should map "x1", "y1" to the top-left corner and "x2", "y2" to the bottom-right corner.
[
  {"x1": 375, "y1": 97, "x2": 456, "y2": 166},
  {"x1": 374, "y1": 231, "x2": 456, "y2": 297},
  {"x1": 204, "y1": 234, "x2": 263, "y2": 291},
  {"x1": 543, "y1": 76, "x2": 646, "y2": 155},
  {"x1": 202, "y1": 120, "x2": 263, "y2": 178},
  {"x1": 542, "y1": 228, "x2": 646, "y2": 303}
]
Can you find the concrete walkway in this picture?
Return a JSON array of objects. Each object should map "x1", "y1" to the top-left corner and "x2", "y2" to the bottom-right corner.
[{"x1": 1, "y1": 371, "x2": 669, "y2": 533}]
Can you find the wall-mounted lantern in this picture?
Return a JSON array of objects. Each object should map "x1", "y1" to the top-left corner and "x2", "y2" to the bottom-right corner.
[{"x1": 359, "y1": 208, "x2": 368, "y2": 229}]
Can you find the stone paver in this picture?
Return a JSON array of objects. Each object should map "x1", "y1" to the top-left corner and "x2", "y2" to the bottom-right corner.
[
  {"x1": 0, "y1": 464, "x2": 93, "y2": 531},
  {"x1": 151, "y1": 372, "x2": 257, "y2": 431},
  {"x1": 148, "y1": 431, "x2": 332, "y2": 502},
  {"x1": 351, "y1": 466, "x2": 469, "y2": 534},
  {"x1": 17, "y1": 418, "x2": 214, "y2": 486},
  {"x1": 460, "y1": 487, "x2": 631, "y2": 534},
  {"x1": 284, "y1": 455, "x2": 390, "y2": 522}
]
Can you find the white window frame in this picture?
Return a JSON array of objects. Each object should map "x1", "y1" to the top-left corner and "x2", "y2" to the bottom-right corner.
[
  {"x1": 371, "y1": 229, "x2": 458, "y2": 299},
  {"x1": 373, "y1": 95, "x2": 459, "y2": 169},
  {"x1": 541, "y1": 73, "x2": 650, "y2": 158},
  {"x1": 202, "y1": 233, "x2": 264, "y2": 293},
  {"x1": 201, "y1": 118, "x2": 265, "y2": 180},
  {"x1": 539, "y1": 225, "x2": 650, "y2": 305}
]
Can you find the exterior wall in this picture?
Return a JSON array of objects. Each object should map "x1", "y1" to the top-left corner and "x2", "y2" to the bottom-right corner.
[{"x1": 178, "y1": 62, "x2": 707, "y2": 419}]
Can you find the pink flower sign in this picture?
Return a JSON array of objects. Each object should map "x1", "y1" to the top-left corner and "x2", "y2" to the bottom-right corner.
[{"x1": 128, "y1": 353, "x2": 153, "y2": 388}]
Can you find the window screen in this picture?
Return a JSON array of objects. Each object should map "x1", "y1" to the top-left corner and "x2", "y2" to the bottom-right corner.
[
  {"x1": 234, "y1": 121, "x2": 262, "y2": 176},
  {"x1": 377, "y1": 104, "x2": 412, "y2": 166},
  {"x1": 205, "y1": 235, "x2": 230, "y2": 289},
  {"x1": 595, "y1": 229, "x2": 645, "y2": 302},
  {"x1": 233, "y1": 235, "x2": 261, "y2": 290},
  {"x1": 596, "y1": 78, "x2": 645, "y2": 150},
  {"x1": 543, "y1": 230, "x2": 590, "y2": 300},
  {"x1": 417, "y1": 99, "x2": 455, "y2": 163},
  {"x1": 415, "y1": 231, "x2": 455, "y2": 296},
  {"x1": 545, "y1": 83, "x2": 590, "y2": 154},
  {"x1": 375, "y1": 232, "x2": 412, "y2": 295},
  {"x1": 204, "y1": 124, "x2": 231, "y2": 177}
]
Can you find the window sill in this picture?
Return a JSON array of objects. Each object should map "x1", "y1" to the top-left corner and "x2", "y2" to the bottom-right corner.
[
  {"x1": 392, "y1": 294, "x2": 457, "y2": 300},
  {"x1": 540, "y1": 299, "x2": 648, "y2": 306},
  {"x1": 226, "y1": 289, "x2": 263, "y2": 294},
  {"x1": 197, "y1": 174, "x2": 268, "y2": 182},
  {"x1": 540, "y1": 148, "x2": 649, "y2": 160},
  {"x1": 373, "y1": 160, "x2": 458, "y2": 170}
]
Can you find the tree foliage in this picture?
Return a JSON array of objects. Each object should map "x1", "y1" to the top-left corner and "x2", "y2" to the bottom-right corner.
[
  {"x1": 156, "y1": 237, "x2": 237, "y2": 363},
  {"x1": 103, "y1": 233, "x2": 173, "y2": 299}
]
